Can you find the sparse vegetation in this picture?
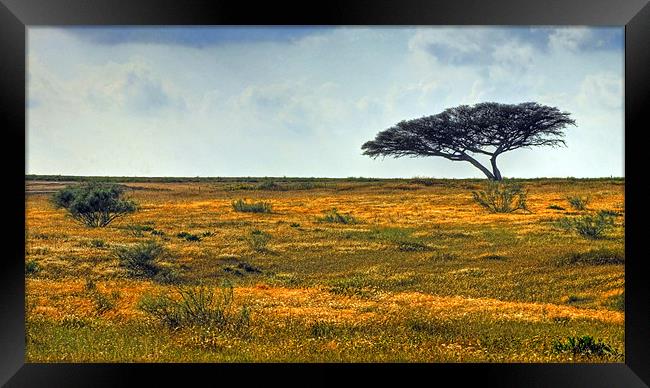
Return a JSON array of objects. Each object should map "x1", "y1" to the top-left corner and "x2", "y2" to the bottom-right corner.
[
  {"x1": 138, "y1": 282, "x2": 250, "y2": 332},
  {"x1": 247, "y1": 229, "x2": 270, "y2": 252},
  {"x1": 547, "y1": 204, "x2": 565, "y2": 211},
  {"x1": 552, "y1": 335, "x2": 618, "y2": 358},
  {"x1": 232, "y1": 199, "x2": 273, "y2": 213},
  {"x1": 177, "y1": 231, "x2": 202, "y2": 242},
  {"x1": 472, "y1": 181, "x2": 529, "y2": 213},
  {"x1": 26, "y1": 177, "x2": 625, "y2": 363},
  {"x1": 51, "y1": 183, "x2": 137, "y2": 227},
  {"x1": 567, "y1": 195, "x2": 589, "y2": 210},
  {"x1": 114, "y1": 241, "x2": 167, "y2": 279},
  {"x1": 25, "y1": 260, "x2": 40, "y2": 276},
  {"x1": 557, "y1": 211, "x2": 616, "y2": 239},
  {"x1": 318, "y1": 208, "x2": 357, "y2": 224}
]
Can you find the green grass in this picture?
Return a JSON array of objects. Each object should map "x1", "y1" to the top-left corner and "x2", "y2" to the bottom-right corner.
[{"x1": 26, "y1": 311, "x2": 623, "y2": 362}]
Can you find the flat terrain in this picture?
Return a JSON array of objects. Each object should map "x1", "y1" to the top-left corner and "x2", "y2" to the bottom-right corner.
[{"x1": 25, "y1": 177, "x2": 625, "y2": 362}]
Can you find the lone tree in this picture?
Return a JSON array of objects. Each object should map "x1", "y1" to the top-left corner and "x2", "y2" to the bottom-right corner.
[
  {"x1": 361, "y1": 102, "x2": 576, "y2": 180},
  {"x1": 52, "y1": 183, "x2": 137, "y2": 227}
]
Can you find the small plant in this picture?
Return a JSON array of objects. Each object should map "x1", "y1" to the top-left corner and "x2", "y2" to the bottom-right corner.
[
  {"x1": 232, "y1": 199, "x2": 273, "y2": 213},
  {"x1": 247, "y1": 229, "x2": 271, "y2": 252},
  {"x1": 547, "y1": 204, "x2": 565, "y2": 211},
  {"x1": 124, "y1": 224, "x2": 155, "y2": 237},
  {"x1": 25, "y1": 259, "x2": 40, "y2": 275},
  {"x1": 51, "y1": 183, "x2": 137, "y2": 227},
  {"x1": 84, "y1": 279, "x2": 120, "y2": 315},
  {"x1": 114, "y1": 241, "x2": 165, "y2": 278},
  {"x1": 289, "y1": 222, "x2": 300, "y2": 228},
  {"x1": 89, "y1": 239, "x2": 107, "y2": 248},
  {"x1": 605, "y1": 292, "x2": 624, "y2": 312},
  {"x1": 557, "y1": 248, "x2": 624, "y2": 266},
  {"x1": 310, "y1": 321, "x2": 336, "y2": 338},
  {"x1": 552, "y1": 335, "x2": 617, "y2": 358},
  {"x1": 557, "y1": 211, "x2": 615, "y2": 239},
  {"x1": 472, "y1": 181, "x2": 529, "y2": 213},
  {"x1": 318, "y1": 208, "x2": 357, "y2": 224},
  {"x1": 151, "y1": 229, "x2": 166, "y2": 236},
  {"x1": 177, "y1": 231, "x2": 202, "y2": 242},
  {"x1": 397, "y1": 241, "x2": 430, "y2": 252},
  {"x1": 138, "y1": 281, "x2": 250, "y2": 331},
  {"x1": 567, "y1": 195, "x2": 589, "y2": 210}
]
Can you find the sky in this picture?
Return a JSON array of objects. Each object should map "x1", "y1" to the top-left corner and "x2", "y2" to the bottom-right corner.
[{"x1": 27, "y1": 26, "x2": 624, "y2": 178}]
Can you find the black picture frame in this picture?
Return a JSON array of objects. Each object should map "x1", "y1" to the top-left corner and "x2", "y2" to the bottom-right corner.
[{"x1": 1, "y1": 0, "x2": 648, "y2": 386}]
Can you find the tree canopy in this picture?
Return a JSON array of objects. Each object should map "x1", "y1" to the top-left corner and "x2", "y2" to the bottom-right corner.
[{"x1": 361, "y1": 102, "x2": 576, "y2": 180}]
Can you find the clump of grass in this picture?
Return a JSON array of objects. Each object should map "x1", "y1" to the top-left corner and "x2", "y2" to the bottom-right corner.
[
  {"x1": 232, "y1": 199, "x2": 273, "y2": 213},
  {"x1": 605, "y1": 292, "x2": 624, "y2": 312},
  {"x1": 25, "y1": 259, "x2": 40, "y2": 276},
  {"x1": 557, "y1": 211, "x2": 616, "y2": 239},
  {"x1": 556, "y1": 248, "x2": 624, "y2": 266},
  {"x1": 84, "y1": 280, "x2": 120, "y2": 315},
  {"x1": 151, "y1": 229, "x2": 165, "y2": 236},
  {"x1": 310, "y1": 321, "x2": 337, "y2": 338},
  {"x1": 177, "y1": 231, "x2": 202, "y2": 242},
  {"x1": 224, "y1": 261, "x2": 262, "y2": 276},
  {"x1": 289, "y1": 222, "x2": 300, "y2": 228},
  {"x1": 472, "y1": 181, "x2": 529, "y2": 213},
  {"x1": 397, "y1": 241, "x2": 430, "y2": 252},
  {"x1": 431, "y1": 252, "x2": 459, "y2": 261},
  {"x1": 552, "y1": 335, "x2": 617, "y2": 358},
  {"x1": 124, "y1": 224, "x2": 155, "y2": 237},
  {"x1": 567, "y1": 195, "x2": 589, "y2": 210},
  {"x1": 547, "y1": 204, "x2": 565, "y2": 211},
  {"x1": 247, "y1": 229, "x2": 271, "y2": 252},
  {"x1": 480, "y1": 254, "x2": 507, "y2": 261},
  {"x1": 89, "y1": 239, "x2": 107, "y2": 248},
  {"x1": 138, "y1": 282, "x2": 250, "y2": 332},
  {"x1": 114, "y1": 241, "x2": 178, "y2": 283},
  {"x1": 318, "y1": 208, "x2": 357, "y2": 224}
]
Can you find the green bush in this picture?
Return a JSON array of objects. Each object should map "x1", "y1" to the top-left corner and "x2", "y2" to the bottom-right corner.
[
  {"x1": 247, "y1": 229, "x2": 271, "y2": 252},
  {"x1": 232, "y1": 199, "x2": 273, "y2": 213},
  {"x1": 138, "y1": 282, "x2": 250, "y2": 331},
  {"x1": 472, "y1": 181, "x2": 529, "y2": 213},
  {"x1": 115, "y1": 241, "x2": 166, "y2": 278},
  {"x1": 177, "y1": 231, "x2": 202, "y2": 242},
  {"x1": 557, "y1": 211, "x2": 615, "y2": 239},
  {"x1": 557, "y1": 248, "x2": 624, "y2": 266},
  {"x1": 552, "y1": 335, "x2": 617, "y2": 358},
  {"x1": 25, "y1": 259, "x2": 40, "y2": 276},
  {"x1": 51, "y1": 183, "x2": 137, "y2": 227},
  {"x1": 567, "y1": 195, "x2": 589, "y2": 210},
  {"x1": 318, "y1": 208, "x2": 357, "y2": 224}
]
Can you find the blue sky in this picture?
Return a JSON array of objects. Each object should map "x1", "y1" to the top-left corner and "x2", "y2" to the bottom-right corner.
[{"x1": 27, "y1": 26, "x2": 624, "y2": 178}]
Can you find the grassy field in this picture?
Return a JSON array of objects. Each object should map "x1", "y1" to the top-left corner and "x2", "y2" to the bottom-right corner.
[{"x1": 25, "y1": 177, "x2": 625, "y2": 362}]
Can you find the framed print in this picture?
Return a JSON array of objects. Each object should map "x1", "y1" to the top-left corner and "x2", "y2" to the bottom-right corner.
[{"x1": 1, "y1": 0, "x2": 649, "y2": 386}]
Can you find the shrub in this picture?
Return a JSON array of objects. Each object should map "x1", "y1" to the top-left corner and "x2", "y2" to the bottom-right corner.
[
  {"x1": 51, "y1": 183, "x2": 137, "y2": 227},
  {"x1": 318, "y1": 208, "x2": 357, "y2": 224},
  {"x1": 567, "y1": 195, "x2": 589, "y2": 210},
  {"x1": 557, "y1": 248, "x2": 624, "y2": 266},
  {"x1": 89, "y1": 239, "x2": 107, "y2": 248},
  {"x1": 124, "y1": 224, "x2": 155, "y2": 237},
  {"x1": 177, "y1": 231, "x2": 202, "y2": 242},
  {"x1": 552, "y1": 335, "x2": 617, "y2": 358},
  {"x1": 557, "y1": 211, "x2": 615, "y2": 239},
  {"x1": 547, "y1": 204, "x2": 565, "y2": 211},
  {"x1": 232, "y1": 199, "x2": 273, "y2": 213},
  {"x1": 289, "y1": 222, "x2": 300, "y2": 228},
  {"x1": 138, "y1": 281, "x2": 250, "y2": 331},
  {"x1": 247, "y1": 229, "x2": 271, "y2": 252},
  {"x1": 472, "y1": 181, "x2": 529, "y2": 213},
  {"x1": 115, "y1": 241, "x2": 165, "y2": 278},
  {"x1": 606, "y1": 292, "x2": 624, "y2": 312},
  {"x1": 25, "y1": 259, "x2": 40, "y2": 275}
]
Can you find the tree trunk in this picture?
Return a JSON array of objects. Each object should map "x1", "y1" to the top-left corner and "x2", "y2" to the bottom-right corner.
[
  {"x1": 462, "y1": 154, "x2": 496, "y2": 180},
  {"x1": 490, "y1": 155, "x2": 503, "y2": 181}
]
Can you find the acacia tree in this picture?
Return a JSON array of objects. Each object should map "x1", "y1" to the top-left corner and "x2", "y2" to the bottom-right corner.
[{"x1": 361, "y1": 102, "x2": 576, "y2": 180}]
